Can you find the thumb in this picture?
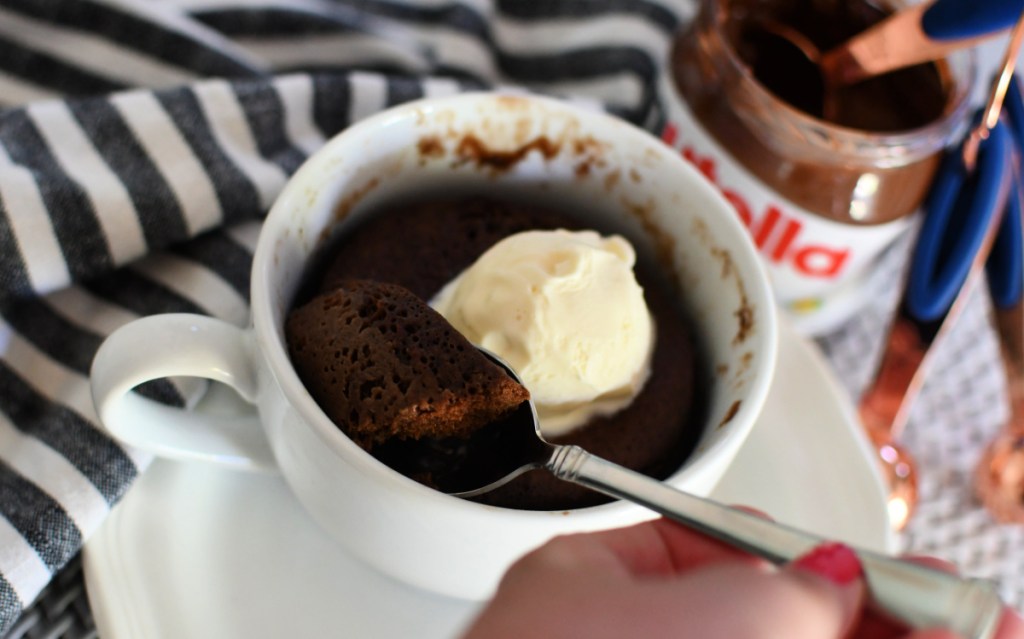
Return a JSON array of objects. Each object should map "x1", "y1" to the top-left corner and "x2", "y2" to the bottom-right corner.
[
  {"x1": 642, "y1": 545, "x2": 864, "y2": 639},
  {"x1": 786, "y1": 542, "x2": 866, "y2": 638}
]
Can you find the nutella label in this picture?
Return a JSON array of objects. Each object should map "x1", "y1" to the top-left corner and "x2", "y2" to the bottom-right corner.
[{"x1": 658, "y1": 76, "x2": 913, "y2": 332}]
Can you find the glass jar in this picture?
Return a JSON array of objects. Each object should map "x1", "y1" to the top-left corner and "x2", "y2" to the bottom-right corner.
[{"x1": 658, "y1": 0, "x2": 975, "y2": 334}]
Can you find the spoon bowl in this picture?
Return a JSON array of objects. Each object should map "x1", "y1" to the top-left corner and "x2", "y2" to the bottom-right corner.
[
  {"x1": 976, "y1": 428, "x2": 1024, "y2": 523},
  {"x1": 866, "y1": 426, "x2": 919, "y2": 531},
  {"x1": 975, "y1": 300, "x2": 1024, "y2": 524}
]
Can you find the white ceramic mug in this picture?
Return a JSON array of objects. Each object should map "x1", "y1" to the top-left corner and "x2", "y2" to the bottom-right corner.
[{"x1": 90, "y1": 92, "x2": 778, "y2": 601}]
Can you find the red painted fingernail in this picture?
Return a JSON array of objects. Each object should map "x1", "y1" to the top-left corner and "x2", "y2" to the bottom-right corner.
[{"x1": 791, "y1": 543, "x2": 863, "y2": 585}]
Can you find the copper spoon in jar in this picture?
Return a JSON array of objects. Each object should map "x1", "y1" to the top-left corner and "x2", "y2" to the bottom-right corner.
[
  {"x1": 974, "y1": 83, "x2": 1024, "y2": 522},
  {"x1": 758, "y1": 0, "x2": 1013, "y2": 120},
  {"x1": 443, "y1": 348, "x2": 1005, "y2": 639},
  {"x1": 858, "y1": 11, "x2": 1024, "y2": 531},
  {"x1": 976, "y1": 285, "x2": 1024, "y2": 523}
]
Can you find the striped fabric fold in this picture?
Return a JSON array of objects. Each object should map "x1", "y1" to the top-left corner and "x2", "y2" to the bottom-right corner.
[
  {"x1": 0, "y1": 0, "x2": 681, "y2": 631},
  {"x1": 3, "y1": 0, "x2": 1024, "y2": 634}
]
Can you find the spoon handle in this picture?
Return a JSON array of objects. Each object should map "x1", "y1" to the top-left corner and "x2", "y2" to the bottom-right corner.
[
  {"x1": 922, "y1": 0, "x2": 1023, "y2": 41},
  {"x1": 548, "y1": 445, "x2": 1004, "y2": 639}
]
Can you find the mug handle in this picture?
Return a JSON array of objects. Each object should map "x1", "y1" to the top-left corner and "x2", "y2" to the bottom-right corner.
[{"x1": 90, "y1": 313, "x2": 277, "y2": 471}]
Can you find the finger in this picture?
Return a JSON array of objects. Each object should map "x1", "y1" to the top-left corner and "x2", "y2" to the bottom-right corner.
[
  {"x1": 482, "y1": 537, "x2": 865, "y2": 639},
  {"x1": 787, "y1": 542, "x2": 865, "y2": 638},
  {"x1": 505, "y1": 515, "x2": 765, "y2": 585},
  {"x1": 589, "y1": 516, "x2": 768, "y2": 576},
  {"x1": 623, "y1": 561, "x2": 863, "y2": 639},
  {"x1": 997, "y1": 608, "x2": 1024, "y2": 639},
  {"x1": 587, "y1": 507, "x2": 772, "y2": 576},
  {"x1": 851, "y1": 611, "x2": 911, "y2": 639},
  {"x1": 493, "y1": 561, "x2": 864, "y2": 639}
]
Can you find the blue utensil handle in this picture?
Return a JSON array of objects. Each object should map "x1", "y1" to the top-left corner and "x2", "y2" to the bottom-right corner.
[
  {"x1": 922, "y1": 0, "x2": 1022, "y2": 40},
  {"x1": 988, "y1": 76, "x2": 1024, "y2": 309},
  {"x1": 987, "y1": 182, "x2": 1023, "y2": 308},
  {"x1": 905, "y1": 118, "x2": 1012, "y2": 323}
]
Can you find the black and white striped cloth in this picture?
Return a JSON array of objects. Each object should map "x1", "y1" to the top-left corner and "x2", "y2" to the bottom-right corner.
[
  {"x1": 0, "y1": 0, "x2": 1021, "y2": 636},
  {"x1": 0, "y1": 0, "x2": 687, "y2": 632}
]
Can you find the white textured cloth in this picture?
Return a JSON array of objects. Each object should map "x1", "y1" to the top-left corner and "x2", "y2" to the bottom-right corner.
[
  {"x1": 0, "y1": 0, "x2": 1020, "y2": 634},
  {"x1": 819, "y1": 232, "x2": 1024, "y2": 609}
]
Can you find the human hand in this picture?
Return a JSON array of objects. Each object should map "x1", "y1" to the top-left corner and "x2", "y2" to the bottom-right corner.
[{"x1": 459, "y1": 517, "x2": 1024, "y2": 639}]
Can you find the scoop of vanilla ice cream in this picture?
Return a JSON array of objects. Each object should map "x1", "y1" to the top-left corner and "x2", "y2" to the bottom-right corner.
[{"x1": 430, "y1": 229, "x2": 654, "y2": 437}]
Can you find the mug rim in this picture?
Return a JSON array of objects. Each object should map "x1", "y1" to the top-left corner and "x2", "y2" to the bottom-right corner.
[{"x1": 250, "y1": 90, "x2": 779, "y2": 519}]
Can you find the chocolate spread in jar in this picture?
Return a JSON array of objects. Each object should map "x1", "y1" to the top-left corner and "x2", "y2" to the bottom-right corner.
[
  {"x1": 734, "y1": 1, "x2": 949, "y2": 131},
  {"x1": 670, "y1": 0, "x2": 967, "y2": 225}
]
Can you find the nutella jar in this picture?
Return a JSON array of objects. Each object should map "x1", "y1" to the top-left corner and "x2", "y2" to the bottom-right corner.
[{"x1": 659, "y1": 0, "x2": 974, "y2": 334}]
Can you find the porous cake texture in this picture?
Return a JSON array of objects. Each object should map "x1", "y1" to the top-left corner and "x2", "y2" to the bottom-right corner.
[{"x1": 287, "y1": 279, "x2": 529, "y2": 450}]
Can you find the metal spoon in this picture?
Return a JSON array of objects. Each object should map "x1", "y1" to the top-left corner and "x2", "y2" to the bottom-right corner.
[
  {"x1": 452, "y1": 349, "x2": 1005, "y2": 638},
  {"x1": 975, "y1": 147, "x2": 1024, "y2": 522}
]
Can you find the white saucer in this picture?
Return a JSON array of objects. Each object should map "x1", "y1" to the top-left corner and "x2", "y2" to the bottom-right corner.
[{"x1": 83, "y1": 319, "x2": 895, "y2": 639}]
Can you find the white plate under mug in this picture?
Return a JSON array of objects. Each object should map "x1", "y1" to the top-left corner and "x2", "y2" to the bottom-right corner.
[{"x1": 83, "y1": 317, "x2": 895, "y2": 639}]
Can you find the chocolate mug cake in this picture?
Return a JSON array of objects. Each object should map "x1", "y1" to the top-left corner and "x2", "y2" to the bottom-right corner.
[
  {"x1": 286, "y1": 278, "x2": 530, "y2": 451},
  {"x1": 285, "y1": 197, "x2": 705, "y2": 511},
  {"x1": 90, "y1": 92, "x2": 779, "y2": 601}
]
